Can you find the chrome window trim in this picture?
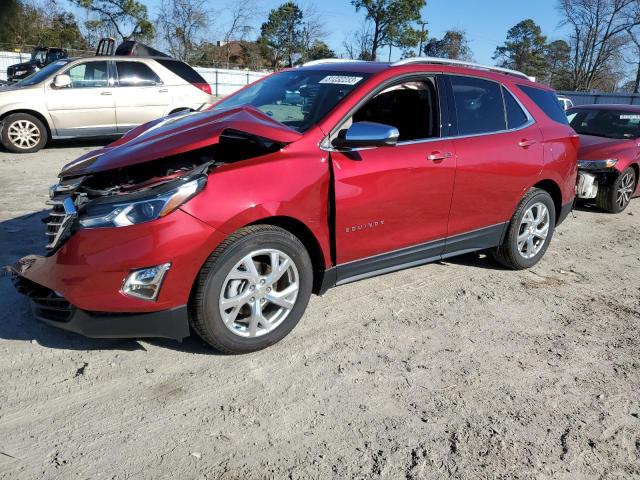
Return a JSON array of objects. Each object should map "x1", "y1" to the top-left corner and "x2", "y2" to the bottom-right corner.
[{"x1": 321, "y1": 72, "x2": 536, "y2": 152}]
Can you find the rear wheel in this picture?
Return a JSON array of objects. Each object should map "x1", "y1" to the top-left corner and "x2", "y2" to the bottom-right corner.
[
  {"x1": 493, "y1": 188, "x2": 556, "y2": 270},
  {"x1": 1, "y1": 113, "x2": 48, "y2": 153},
  {"x1": 596, "y1": 167, "x2": 636, "y2": 213},
  {"x1": 189, "y1": 225, "x2": 313, "y2": 353}
]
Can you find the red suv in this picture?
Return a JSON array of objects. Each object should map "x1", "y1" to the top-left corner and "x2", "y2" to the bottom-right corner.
[{"x1": 12, "y1": 58, "x2": 578, "y2": 353}]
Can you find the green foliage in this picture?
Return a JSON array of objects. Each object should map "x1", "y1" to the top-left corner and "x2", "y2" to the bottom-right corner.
[
  {"x1": 72, "y1": 0, "x2": 154, "y2": 41},
  {"x1": 306, "y1": 40, "x2": 335, "y2": 61},
  {"x1": 260, "y1": 2, "x2": 304, "y2": 68},
  {"x1": 351, "y1": 0, "x2": 426, "y2": 59},
  {"x1": 0, "y1": 1, "x2": 88, "y2": 50},
  {"x1": 424, "y1": 30, "x2": 472, "y2": 60},
  {"x1": 493, "y1": 19, "x2": 548, "y2": 79},
  {"x1": 545, "y1": 39, "x2": 571, "y2": 89}
]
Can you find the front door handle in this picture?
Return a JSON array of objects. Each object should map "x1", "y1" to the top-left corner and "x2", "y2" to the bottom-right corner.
[
  {"x1": 427, "y1": 151, "x2": 452, "y2": 161},
  {"x1": 159, "y1": 88, "x2": 169, "y2": 93},
  {"x1": 518, "y1": 139, "x2": 537, "y2": 148},
  {"x1": 100, "y1": 91, "x2": 112, "y2": 96}
]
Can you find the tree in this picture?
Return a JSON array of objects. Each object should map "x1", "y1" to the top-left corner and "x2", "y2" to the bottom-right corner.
[
  {"x1": 260, "y1": 2, "x2": 304, "y2": 68},
  {"x1": 72, "y1": 0, "x2": 154, "y2": 41},
  {"x1": 559, "y1": 0, "x2": 640, "y2": 91},
  {"x1": 157, "y1": 0, "x2": 208, "y2": 61},
  {"x1": 493, "y1": 19, "x2": 548, "y2": 79},
  {"x1": 626, "y1": 28, "x2": 640, "y2": 93},
  {"x1": 545, "y1": 39, "x2": 571, "y2": 89},
  {"x1": 350, "y1": 0, "x2": 426, "y2": 60},
  {"x1": 299, "y1": 6, "x2": 328, "y2": 63},
  {"x1": 0, "y1": 0, "x2": 22, "y2": 45},
  {"x1": 343, "y1": 22, "x2": 374, "y2": 60},
  {"x1": 306, "y1": 40, "x2": 335, "y2": 60},
  {"x1": 423, "y1": 29, "x2": 472, "y2": 60},
  {"x1": 219, "y1": 1, "x2": 256, "y2": 68}
]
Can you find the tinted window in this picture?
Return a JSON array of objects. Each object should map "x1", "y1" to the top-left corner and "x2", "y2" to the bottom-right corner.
[
  {"x1": 157, "y1": 59, "x2": 206, "y2": 84},
  {"x1": 116, "y1": 62, "x2": 161, "y2": 86},
  {"x1": 213, "y1": 70, "x2": 369, "y2": 133},
  {"x1": 352, "y1": 80, "x2": 439, "y2": 141},
  {"x1": 66, "y1": 61, "x2": 109, "y2": 88},
  {"x1": 503, "y1": 87, "x2": 528, "y2": 129},
  {"x1": 450, "y1": 76, "x2": 506, "y2": 135},
  {"x1": 518, "y1": 85, "x2": 568, "y2": 124},
  {"x1": 567, "y1": 108, "x2": 640, "y2": 139}
]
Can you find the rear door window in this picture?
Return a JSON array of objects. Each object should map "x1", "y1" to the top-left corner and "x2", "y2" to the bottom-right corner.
[
  {"x1": 116, "y1": 62, "x2": 161, "y2": 87},
  {"x1": 518, "y1": 84, "x2": 568, "y2": 125},
  {"x1": 503, "y1": 87, "x2": 529, "y2": 129},
  {"x1": 450, "y1": 76, "x2": 506, "y2": 135},
  {"x1": 156, "y1": 59, "x2": 206, "y2": 84}
]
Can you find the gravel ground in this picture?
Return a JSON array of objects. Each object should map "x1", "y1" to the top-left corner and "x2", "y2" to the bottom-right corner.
[{"x1": 0, "y1": 142, "x2": 639, "y2": 479}]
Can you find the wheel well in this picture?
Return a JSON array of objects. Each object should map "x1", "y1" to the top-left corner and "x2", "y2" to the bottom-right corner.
[
  {"x1": 0, "y1": 109, "x2": 52, "y2": 139},
  {"x1": 249, "y1": 216, "x2": 327, "y2": 294},
  {"x1": 533, "y1": 179, "x2": 562, "y2": 224},
  {"x1": 630, "y1": 163, "x2": 639, "y2": 186}
]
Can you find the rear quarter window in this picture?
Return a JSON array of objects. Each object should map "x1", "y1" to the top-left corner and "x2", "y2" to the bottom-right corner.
[
  {"x1": 518, "y1": 84, "x2": 568, "y2": 125},
  {"x1": 156, "y1": 59, "x2": 206, "y2": 84}
]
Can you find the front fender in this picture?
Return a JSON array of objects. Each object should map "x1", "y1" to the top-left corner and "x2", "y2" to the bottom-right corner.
[{"x1": 0, "y1": 102, "x2": 53, "y2": 131}]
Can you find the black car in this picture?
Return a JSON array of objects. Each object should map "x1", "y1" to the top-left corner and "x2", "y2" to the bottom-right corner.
[{"x1": 7, "y1": 47, "x2": 68, "y2": 82}]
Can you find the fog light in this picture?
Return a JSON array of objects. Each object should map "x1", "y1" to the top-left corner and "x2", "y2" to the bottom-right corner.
[{"x1": 122, "y1": 263, "x2": 171, "y2": 301}]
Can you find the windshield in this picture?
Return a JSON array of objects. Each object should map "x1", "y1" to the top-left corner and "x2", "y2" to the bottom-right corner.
[
  {"x1": 212, "y1": 70, "x2": 369, "y2": 132},
  {"x1": 17, "y1": 60, "x2": 69, "y2": 86},
  {"x1": 31, "y1": 49, "x2": 47, "y2": 64},
  {"x1": 567, "y1": 108, "x2": 640, "y2": 139}
]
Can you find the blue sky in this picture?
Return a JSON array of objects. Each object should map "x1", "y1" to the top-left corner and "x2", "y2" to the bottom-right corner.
[{"x1": 63, "y1": 0, "x2": 570, "y2": 65}]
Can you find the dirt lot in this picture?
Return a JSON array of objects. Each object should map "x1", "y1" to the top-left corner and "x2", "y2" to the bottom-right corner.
[{"x1": 0, "y1": 142, "x2": 639, "y2": 479}]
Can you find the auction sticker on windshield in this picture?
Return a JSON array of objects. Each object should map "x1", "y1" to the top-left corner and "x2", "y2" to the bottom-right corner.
[{"x1": 319, "y1": 75, "x2": 363, "y2": 85}]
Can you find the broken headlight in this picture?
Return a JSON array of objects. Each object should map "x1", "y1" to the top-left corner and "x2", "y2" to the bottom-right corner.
[{"x1": 79, "y1": 176, "x2": 206, "y2": 228}]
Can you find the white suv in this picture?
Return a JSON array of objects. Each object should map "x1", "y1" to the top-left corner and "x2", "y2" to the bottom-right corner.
[{"x1": 0, "y1": 56, "x2": 214, "y2": 153}]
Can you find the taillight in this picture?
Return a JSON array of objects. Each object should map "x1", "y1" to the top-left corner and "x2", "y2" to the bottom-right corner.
[
  {"x1": 570, "y1": 133, "x2": 580, "y2": 152},
  {"x1": 194, "y1": 83, "x2": 212, "y2": 95}
]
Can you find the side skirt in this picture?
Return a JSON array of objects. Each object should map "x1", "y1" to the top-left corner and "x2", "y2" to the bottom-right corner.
[{"x1": 318, "y1": 222, "x2": 506, "y2": 292}]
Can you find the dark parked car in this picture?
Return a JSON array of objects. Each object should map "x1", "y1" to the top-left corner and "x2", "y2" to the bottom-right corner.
[
  {"x1": 12, "y1": 58, "x2": 578, "y2": 353},
  {"x1": 7, "y1": 46, "x2": 68, "y2": 83},
  {"x1": 569, "y1": 104, "x2": 640, "y2": 213}
]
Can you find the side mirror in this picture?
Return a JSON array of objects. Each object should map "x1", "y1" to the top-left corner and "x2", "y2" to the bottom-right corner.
[
  {"x1": 332, "y1": 121, "x2": 400, "y2": 149},
  {"x1": 53, "y1": 74, "x2": 72, "y2": 89}
]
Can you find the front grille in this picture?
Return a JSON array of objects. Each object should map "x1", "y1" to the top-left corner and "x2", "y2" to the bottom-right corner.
[
  {"x1": 45, "y1": 179, "x2": 83, "y2": 250},
  {"x1": 13, "y1": 276, "x2": 75, "y2": 323}
]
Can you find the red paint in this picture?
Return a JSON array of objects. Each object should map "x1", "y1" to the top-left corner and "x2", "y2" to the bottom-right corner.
[{"x1": 16, "y1": 62, "x2": 578, "y2": 314}]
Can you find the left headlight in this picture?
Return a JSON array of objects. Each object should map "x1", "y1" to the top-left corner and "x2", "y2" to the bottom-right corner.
[
  {"x1": 79, "y1": 176, "x2": 206, "y2": 228},
  {"x1": 578, "y1": 159, "x2": 618, "y2": 170}
]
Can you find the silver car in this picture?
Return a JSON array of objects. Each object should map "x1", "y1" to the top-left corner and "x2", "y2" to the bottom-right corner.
[{"x1": 0, "y1": 56, "x2": 214, "y2": 153}]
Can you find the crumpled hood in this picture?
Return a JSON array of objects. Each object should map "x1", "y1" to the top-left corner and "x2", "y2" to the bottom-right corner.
[
  {"x1": 578, "y1": 134, "x2": 636, "y2": 160},
  {"x1": 60, "y1": 105, "x2": 303, "y2": 177}
]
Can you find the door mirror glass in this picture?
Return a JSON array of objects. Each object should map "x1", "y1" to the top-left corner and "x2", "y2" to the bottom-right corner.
[
  {"x1": 332, "y1": 121, "x2": 400, "y2": 149},
  {"x1": 53, "y1": 74, "x2": 72, "y2": 89}
]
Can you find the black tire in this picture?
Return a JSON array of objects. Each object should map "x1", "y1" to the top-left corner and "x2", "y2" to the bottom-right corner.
[
  {"x1": 595, "y1": 167, "x2": 636, "y2": 213},
  {"x1": 189, "y1": 225, "x2": 313, "y2": 354},
  {"x1": 1, "y1": 113, "x2": 48, "y2": 153},
  {"x1": 492, "y1": 188, "x2": 556, "y2": 270}
]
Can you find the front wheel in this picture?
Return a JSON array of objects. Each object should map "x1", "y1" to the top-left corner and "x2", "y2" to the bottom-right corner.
[
  {"x1": 492, "y1": 188, "x2": 556, "y2": 270},
  {"x1": 1, "y1": 113, "x2": 48, "y2": 153},
  {"x1": 596, "y1": 167, "x2": 636, "y2": 213},
  {"x1": 189, "y1": 225, "x2": 313, "y2": 353}
]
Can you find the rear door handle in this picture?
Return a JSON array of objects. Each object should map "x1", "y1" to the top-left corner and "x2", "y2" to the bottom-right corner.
[
  {"x1": 100, "y1": 91, "x2": 112, "y2": 96},
  {"x1": 427, "y1": 151, "x2": 452, "y2": 161},
  {"x1": 159, "y1": 88, "x2": 169, "y2": 93},
  {"x1": 518, "y1": 139, "x2": 537, "y2": 148}
]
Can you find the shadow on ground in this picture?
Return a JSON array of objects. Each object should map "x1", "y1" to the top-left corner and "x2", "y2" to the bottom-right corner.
[{"x1": 0, "y1": 210, "x2": 218, "y2": 354}]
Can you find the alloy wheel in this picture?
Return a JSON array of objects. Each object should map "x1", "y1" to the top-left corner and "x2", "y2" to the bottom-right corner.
[
  {"x1": 7, "y1": 119, "x2": 40, "y2": 150},
  {"x1": 219, "y1": 248, "x2": 299, "y2": 338},
  {"x1": 517, "y1": 202, "x2": 550, "y2": 259},
  {"x1": 616, "y1": 171, "x2": 635, "y2": 209}
]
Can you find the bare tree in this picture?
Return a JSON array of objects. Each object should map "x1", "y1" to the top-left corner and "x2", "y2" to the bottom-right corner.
[
  {"x1": 157, "y1": 0, "x2": 208, "y2": 61},
  {"x1": 559, "y1": 0, "x2": 640, "y2": 90},
  {"x1": 343, "y1": 22, "x2": 374, "y2": 59},
  {"x1": 299, "y1": 5, "x2": 328, "y2": 62},
  {"x1": 220, "y1": 0, "x2": 256, "y2": 67},
  {"x1": 625, "y1": 27, "x2": 640, "y2": 92}
]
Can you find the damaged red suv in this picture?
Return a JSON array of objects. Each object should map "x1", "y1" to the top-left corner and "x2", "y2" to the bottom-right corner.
[{"x1": 13, "y1": 59, "x2": 578, "y2": 353}]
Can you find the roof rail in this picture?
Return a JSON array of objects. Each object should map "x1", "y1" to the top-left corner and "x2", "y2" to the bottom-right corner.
[
  {"x1": 392, "y1": 57, "x2": 533, "y2": 81},
  {"x1": 301, "y1": 58, "x2": 368, "y2": 67}
]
